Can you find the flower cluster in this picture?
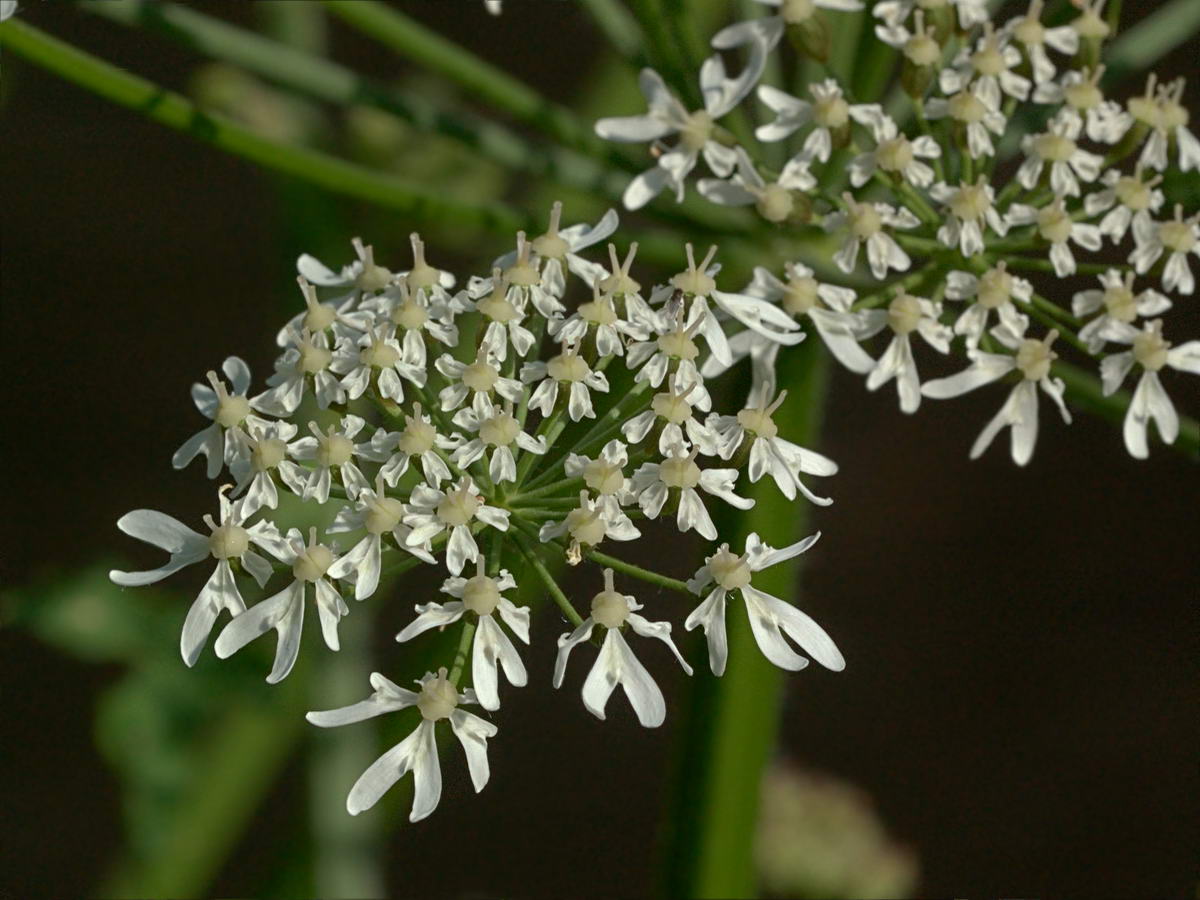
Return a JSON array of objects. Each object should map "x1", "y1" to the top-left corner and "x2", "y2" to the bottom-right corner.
[
  {"x1": 110, "y1": 211, "x2": 845, "y2": 822},
  {"x1": 597, "y1": 0, "x2": 1198, "y2": 462}
]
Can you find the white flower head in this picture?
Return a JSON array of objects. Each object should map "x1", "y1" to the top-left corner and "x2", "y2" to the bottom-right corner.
[
  {"x1": 1016, "y1": 114, "x2": 1104, "y2": 197},
  {"x1": 827, "y1": 193, "x2": 919, "y2": 280},
  {"x1": 1004, "y1": 0, "x2": 1080, "y2": 85},
  {"x1": 549, "y1": 279, "x2": 647, "y2": 359},
  {"x1": 279, "y1": 270, "x2": 373, "y2": 348},
  {"x1": 944, "y1": 262, "x2": 1032, "y2": 349},
  {"x1": 1072, "y1": 270, "x2": 1171, "y2": 354},
  {"x1": 564, "y1": 440, "x2": 635, "y2": 519},
  {"x1": 495, "y1": 202, "x2": 621, "y2": 297},
  {"x1": 859, "y1": 292, "x2": 952, "y2": 413},
  {"x1": 1129, "y1": 204, "x2": 1200, "y2": 295},
  {"x1": 930, "y1": 177, "x2": 1009, "y2": 257},
  {"x1": 173, "y1": 357, "x2": 270, "y2": 479},
  {"x1": 698, "y1": 146, "x2": 815, "y2": 222},
  {"x1": 521, "y1": 341, "x2": 610, "y2": 422},
  {"x1": 436, "y1": 346, "x2": 524, "y2": 412},
  {"x1": 553, "y1": 569, "x2": 692, "y2": 727},
  {"x1": 939, "y1": 22, "x2": 1031, "y2": 105},
  {"x1": 215, "y1": 527, "x2": 349, "y2": 683},
  {"x1": 1084, "y1": 165, "x2": 1164, "y2": 244},
  {"x1": 712, "y1": 0, "x2": 863, "y2": 53},
  {"x1": 629, "y1": 444, "x2": 754, "y2": 540},
  {"x1": 756, "y1": 79, "x2": 875, "y2": 163},
  {"x1": 226, "y1": 419, "x2": 308, "y2": 517},
  {"x1": 924, "y1": 83, "x2": 1007, "y2": 159},
  {"x1": 306, "y1": 669, "x2": 496, "y2": 821},
  {"x1": 110, "y1": 486, "x2": 290, "y2": 666},
  {"x1": 1007, "y1": 195, "x2": 1102, "y2": 277},
  {"x1": 1127, "y1": 75, "x2": 1200, "y2": 173},
  {"x1": 469, "y1": 269, "x2": 538, "y2": 362},
  {"x1": 1033, "y1": 66, "x2": 1131, "y2": 144},
  {"x1": 366, "y1": 402, "x2": 460, "y2": 488},
  {"x1": 331, "y1": 323, "x2": 427, "y2": 404},
  {"x1": 622, "y1": 369, "x2": 718, "y2": 457},
  {"x1": 288, "y1": 415, "x2": 373, "y2": 505},
  {"x1": 847, "y1": 106, "x2": 941, "y2": 189},
  {"x1": 451, "y1": 394, "x2": 547, "y2": 484},
  {"x1": 404, "y1": 476, "x2": 510, "y2": 575},
  {"x1": 685, "y1": 532, "x2": 844, "y2": 676},
  {"x1": 359, "y1": 280, "x2": 458, "y2": 370},
  {"x1": 539, "y1": 490, "x2": 641, "y2": 558}
]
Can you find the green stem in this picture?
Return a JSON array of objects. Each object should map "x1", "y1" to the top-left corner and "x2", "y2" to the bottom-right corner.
[
  {"x1": 448, "y1": 620, "x2": 478, "y2": 687},
  {"x1": 0, "y1": 19, "x2": 531, "y2": 237},
  {"x1": 583, "y1": 549, "x2": 691, "y2": 595},
  {"x1": 513, "y1": 535, "x2": 585, "y2": 627}
]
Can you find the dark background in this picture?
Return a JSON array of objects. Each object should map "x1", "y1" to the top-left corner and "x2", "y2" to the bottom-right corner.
[{"x1": 2, "y1": 1, "x2": 1197, "y2": 897}]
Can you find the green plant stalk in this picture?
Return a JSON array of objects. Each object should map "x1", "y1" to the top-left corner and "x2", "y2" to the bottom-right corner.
[
  {"x1": 666, "y1": 336, "x2": 830, "y2": 898},
  {"x1": 0, "y1": 19, "x2": 534, "y2": 236},
  {"x1": 584, "y1": 548, "x2": 692, "y2": 594}
]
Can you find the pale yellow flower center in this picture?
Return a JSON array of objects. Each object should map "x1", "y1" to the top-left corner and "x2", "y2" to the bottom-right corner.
[
  {"x1": 709, "y1": 547, "x2": 752, "y2": 590},
  {"x1": 887, "y1": 294, "x2": 923, "y2": 335},
  {"x1": 209, "y1": 523, "x2": 249, "y2": 560},
  {"x1": 437, "y1": 487, "x2": 480, "y2": 527},
  {"x1": 417, "y1": 672, "x2": 459, "y2": 721},
  {"x1": 293, "y1": 543, "x2": 334, "y2": 582}
]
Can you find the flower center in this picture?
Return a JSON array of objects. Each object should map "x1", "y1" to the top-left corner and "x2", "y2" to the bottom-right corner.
[
  {"x1": 303, "y1": 302, "x2": 336, "y2": 333},
  {"x1": 1159, "y1": 220, "x2": 1197, "y2": 253},
  {"x1": 1013, "y1": 16, "x2": 1045, "y2": 46},
  {"x1": 679, "y1": 110, "x2": 713, "y2": 153},
  {"x1": 659, "y1": 455, "x2": 702, "y2": 489},
  {"x1": 252, "y1": 437, "x2": 288, "y2": 472},
  {"x1": 671, "y1": 243, "x2": 719, "y2": 296},
  {"x1": 652, "y1": 389, "x2": 695, "y2": 425},
  {"x1": 462, "y1": 574, "x2": 501, "y2": 615},
  {"x1": 1127, "y1": 94, "x2": 1160, "y2": 128},
  {"x1": 1037, "y1": 204, "x2": 1073, "y2": 244},
  {"x1": 949, "y1": 182, "x2": 990, "y2": 221},
  {"x1": 756, "y1": 183, "x2": 794, "y2": 223},
  {"x1": 356, "y1": 264, "x2": 393, "y2": 292},
  {"x1": 406, "y1": 234, "x2": 441, "y2": 292},
  {"x1": 709, "y1": 547, "x2": 752, "y2": 590},
  {"x1": 398, "y1": 417, "x2": 436, "y2": 456},
  {"x1": 316, "y1": 433, "x2": 354, "y2": 468},
  {"x1": 1063, "y1": 80, "x2": 1102, "y2": 111},
  {"x1": 462, "y1": 358, "x2": 500, "y2": 393},
  {"x1": 591, "y1": 588, "x2": 629, "y2": 628},
  {"x1": 479, "y1": 411, "x2": 520, "y2": 447},
  {"x1": 947, "y1": 90, "x2": 986, "y2": 124},
  {"x1": 976, "y1": 267, "x2": 1013, "y2": 309},
  {"x1": 579, "y1": 295, "x2": 619, "y2": 326},
  {"x1": 1033, "y1": 132, "x2": 1076, "y2": 162},
  {"x1": 1114, "y1": 176, "x2": 1153, "y2": 210},
  {"x1": 782, "y1": 274, "x2": 822, "y2": 315},
  {"x1": 215, "y1": 393, "x2": 250, "y2": 429},
  {"x1": 417, "y1": 671, "x2": 459, "y2": 721},
  {"x1": 876, "y1": 136, "x2": 915, "y2": 173},
  {"x1": 737, "y1": 406, "x2": 779, "y2": 439},
  {"x1": 297, "y1": 338, "x2": 332, "y2": 374},
  {"x1": 904, "y1": 32, "x2": 941, "y2": 67},
  {"x1": 565, "y1": 505, "x2": 607, "y2": 547},
  {"x1": 209, "y1": 523, "x2": 249, "y2": 560},
  {"x1": 392, "y1": 299, "x2": 428, "y2": 331},
  {"x1": 363, "y1": 493, "x2": 404, "y2": 535},
  {"x1": 813, "y1": 93, "x2": 849, "y2": 129},
  {"x1": 1102, "y1": 283, "x2": 1137, "y2": 322},
  {"x1": 1132, "y1": 327, "x2": 1170, "y2": 371},
  {"x1": 971, "y1": 42, "x2": 1006, "y2": 77},
  {"x1": 887, "y1": 294, "x2": 923, "y2": 335},
  {"x1": 293, "y1": 543, "x2": 334, "y2": 582},
  {"x1": 504, "y1": 232, "x2": 540, "y2": 287},
  {"x1": 658, "y1": 329, "x2": 700, "y2": 361},
  {"x1": 479, "y1": 282, "x2": 519, "y2": 323},
  {"x1": 781, "y1": 0, "x2": 815, "y2": 23},
  {"x1": 1072, "y1": 4, "x2": 1110, "y2": 40},
  {"x1": 1015, "y1": 335, "x2": 1056, "y2": 381},
  {"x1": 848, "y1": 201, "x2": 882, "y2": 238},
  {"x1": 437, "y1": 488, "x2": 480, "y2": 527},
  {"x1": 360, "y1": 337, "x2": 399, "y2": 370},
  {"x1": 1160, "y1": 96, "x2": 1189, "y2": 131},
  {"x1": 583, "y1": 459, "x2": 624, "y2": 495},
  {"x1": 547, "y1": 352, "x2": 591, "y2": 383}
]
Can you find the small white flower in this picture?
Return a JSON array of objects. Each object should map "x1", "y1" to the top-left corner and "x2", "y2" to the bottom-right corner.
[
  {"x1": 468, "y1": 269, "x2": 539, "y2": 362},
  {"x1": 396, "y1": 557, "x2": 530, "y2": 712},
  {"x1": 553, "y1": 569, "x2": 692, "y2": 727},
  {"x1": 708, "y1": 390, "x2": 838, "y2": 505},
  {"x1": 629, "y1": 444, "x2": 754, "y2": 540},
  {"x1": 214, "y1": 528, "x2": 348, "y2": 683},
  {"x1": 698, "y1": 146, "x2": 815, "y2": 222},
  {"x1": 297, "y1": 235, "x2": 396, "y2": 293},
  {"x1": 685, "y1": 532, "x2": 844, "y2": 676},
  {"x1": 859, "y1": 293, "x2": 952, "y2": 413},
  {"x1": 1072, "y1": 270, "x2": 1171, "y2": 354},
  {"x1": 622, "y1": 370, "x2": 718, "y2": 457},
  {"x1": 1007, "y1": 195, "x2": 1102, "y2": 277},
  {"x1": 436, "y1": 346, "x2": 523, "y2": 412},
  {"x1": 922, "y1": 318, "x2": 1070, "y2": 465},
  {"x1": 1127, "y1": 75, "x2": 1200, "y2": 173},
  {"x1": 521, "y1": 342, "x2": 610, "y2": 422},
  {"x1": 281, "y1": 267, "x2": 374, "y2": 348},
  {"x1": 827, "y1": 193, "x2": 919, "y2": 280},
  {"x1": 1100, "y1": 319, "x2": 1200, "y2": 458},
  {"x1": 939, "y1": 23, "x2": 1032, "y2": 106},
  {"x1": 1129, "y1": 204, "x2": 1200, "y2": 296},
  {"x1": 366, "y1": 402, "x2": 460, "y2": 488},
  {"x1": 252, "y1": 328, "x2": 344, "y2": 416},
  {"x1": 288, "y1": 415, "x2": 373, "y2": 504},
  {"x1": 451, "y1": 395, "x2": 547, "y2": 484},
  {"x1": 494, "y1": 201, "x2": 620, "y2": 296},
  {"x1": 549, "y1": 281, "x2": 646, "y2": 358},
  {"x1": 930, "y1": 178, "x2": 1010, "y2": 257},
  {"x1": 625, "y1": 306, "x2": 710, "y2": 389},
  {"x1": 1003, "y1": 0, "x2": 1080, "y2": 85},
  {"x1": 847, "y1": 107, "x2": 941, "y2": 189},
  {"x1": 110, "y1": 487, "x2": 289, "y2": 666},
  {"x1": 924, "y1": 83, "x2": 1007, "y2": 159},
  {"x1": 227, "y1": 419, "x2": 308, "y2": 516},
  {"x1": 172, "y1": 357, "x2": 270, "y2": 479},
  {"x1": 756, "y1": 79, "x2": 875, "y2": 163},
  {"x1": 331, "y1": 324, "x2": 426, "y2": 404},
  {"x1": 563, "y1": 440, "x2": 635, "y2": 520},
  {"x1": 359, "y1": 281, "x2": 458, "y2": 370},
  {"x1": 307, "y1": 669, "x2": 496, "y2": 821},
  {"x1": 539, "y1": 490, "x2": 641, "y2": 556},
  {"x1": 1084, "y1": 166, "x2": 1164, "y2": 244},
  {"x1": 404, "y1": 476, "x2": 510, "y2": 575},
  {"x1": 495, "y1": 230, "x2": 567, "y2": 319},
  {"x1": 1016, "y1": 114, "x2": 1103, "y2": 197},
  {"x1": 944, "y1": 263, "x2": 1031, "y2": 349},
  {"x1": 713, "y1": 0, "x2": 863, "y2": 51},
  {"x1": 326, "y1": 474, "x2": 433, "y2": 601},
  {"x1": 1032, "y1": 67, "x2": 1131, "y2": 144}
]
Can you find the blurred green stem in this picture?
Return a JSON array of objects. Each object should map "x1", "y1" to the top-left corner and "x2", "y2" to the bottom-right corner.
[{"x1": 667, "y1": 337, "x2": 831, "y2": 898}]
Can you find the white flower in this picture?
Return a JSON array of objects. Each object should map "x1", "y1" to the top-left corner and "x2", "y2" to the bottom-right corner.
[
  {"x1": 214, "y1": 528, "x2": 348, "y2": 683},
  {"x1": 306, "y1": 669, "x2": 496, "y2": 821},
  {"x1": 331, "y1": 324, "x2": 426, "y2": 404},
  {"x1": 549, "y1": 281, "x2": 646, "y2": 358},
  {"x1": 944, "y1": 263, "x2": 1031, "y2": 349},
  {"x1": 1016, "y1": 114, "x2": 1103, "y2": 197},
  {"x1": 1007, "y1": 195, "x2": 1102, "y2": 277},
  {"x1": 326, "y1": 474, "x2": 433, "y2": 601},
  {"x1": 712, "y1": 0, "x2": 863, "y2": 51},
  {"x1": 288, "y1": 415, "x2": 373, "y2": 504},
  {"x1": 1004, "y1": 0, "x2": 1079, "y2": 85},
  {"x1": 521, "y1": 343, "x2": 610, "y2": 422},
  {"x1": 1084, "y1": 166, "x2": 1164, "y2": 243},
  {"x1": 827, "y1": 193, "x2": 919, "y2": 280},
  {"x1": 685, "y1": 533, "x2": 844, "y2": 676},
  {"x1": 929, "y1": 178, "x2": 1009, "y2": 257},
  {"x1": 297, "y1": 235, "x2": 396, "y2": 293},
  {"x1": 847, "y1": 107, "x2": 941, "y2": 189},
  {"x1": 874, "y1": 0, "x2": 988, "y2": 31},
  {"x1": 595, "y1": 61, "x2": 757, "y2": 209},
  {"x1": 404, "y1": 476, "x2": 510, "y2": 575},
  {"x1": 625, "y1": 307, "x2": 710, "y2": 389},
  {"x1": 495, "y1": 230, "x2": 567, "y2": 319},
  {"x1": 708, "y1": 390, "x2": 838, "y2": 505},
  {"x1": 629, "y1": 444, "x2": 754, "y2": 540},
  {"x1": 553, "y1": 569, "x2": 691, "y2": 727},
  {"x1": 366, "y1": 402, "x2": 460, "y2": 487},
  {"x1": 359, "y1": 281, "x2": 458, "y2": 370},
  {"x1": 1100, "y1": 319, "x2": 1200, "y2": 458},
  {"x1": 1032, "y1": 67, "x2": 1131, "y2": 144},
  {"x1": 859, "y1": 293, "x2": 952, "y2": 413},
  {"x1": 1129, "y1": 204, "x2": 1200, "y2": 295},
  {"x1": 939, "y1": 23, "x2": 1032, "y2": 105},
  {"x1": 1127, "y1": 75, "x2": 1200, "y2": 173},
  {"x1": 922, "y1": 318, "x2": 1070, "y2": 465},
  {"x1": 495, "y1": 201, "x2": 620, "y2": 296},
  {"x1": 563, "y1": 440, "x2": 635, "y2": 520},
  {"x1": 396, "y1": 557, "x2": 530, "y2": 711},
  {"x1": 110, "y1": 487, "x2": 289, "y2": 666},
  {"x1": 451, "y1": 395, "x2": 547, "y2": 484},
  {"x1": 538, "y1": 490, "x2": 641, "y2": 557},
  {"x1": 697, "y1": 146, "x2": 815, "y2": 222},
  {"x1": 252, "y1": 328, "x2": 345, "y2": 416},
  {"x1": 172, "y1": 357, "x2": 269, "y2": 479},
  {"x1": 468, "y1": 269, "x2": 539, "y2": 362},
  {"x1": 435, "y1": 346, "x2": 523, "y2": 412},
  {"x1": 924, "y1": 83, "x2": 1007, "y2": 159},
  {"x1": 279, "y1": 270, "x2": 373, "y2": 348},
  {"x1": 227, "y1": 419, "x2": 308, "y2": 516},
  {"x1": 756, "y1": 79, "x2": 875, "y2": 163},
  {"x1": 622, "y1": 369, "x2": 718, "y2": 456},
  {"x1": 1072, "y1": 270, "x2": 1171, "y2": 354}
]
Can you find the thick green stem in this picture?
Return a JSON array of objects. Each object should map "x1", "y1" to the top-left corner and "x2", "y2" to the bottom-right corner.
[
  {"x1": 584, "y1": 549, "x2": 692, "y2": 595},
  {"x1": 513, "y1": 534, "x2": 585, "y2": 627}
]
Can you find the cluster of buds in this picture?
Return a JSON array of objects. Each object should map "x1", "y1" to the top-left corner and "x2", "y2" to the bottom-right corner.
[
  {"x1": 597, "y1": 0, "x2": 1199, "y2": 462},
  {"x1": 109, "y1": 208, "x2": 845, "y2": 822}
]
